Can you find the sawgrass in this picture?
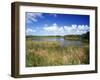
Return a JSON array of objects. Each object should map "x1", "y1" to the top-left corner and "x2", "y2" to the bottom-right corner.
[{"x1": 26, "y1": 39, "x2": 89, "y2": 67}]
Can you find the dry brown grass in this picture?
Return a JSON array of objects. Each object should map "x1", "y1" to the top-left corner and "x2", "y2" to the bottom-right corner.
[{"x1": 26, "y1": 40, "x2": 89, "y2": 67}]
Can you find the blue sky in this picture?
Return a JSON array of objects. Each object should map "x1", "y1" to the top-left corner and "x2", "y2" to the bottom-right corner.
[{"x1": 25, "y1": 12, "x2": 90, "y2": 36}]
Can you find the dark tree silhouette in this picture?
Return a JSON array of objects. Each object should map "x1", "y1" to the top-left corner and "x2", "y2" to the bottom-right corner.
[{"x1": 82, "y1": 32, "x2": 89, "y2": 40}]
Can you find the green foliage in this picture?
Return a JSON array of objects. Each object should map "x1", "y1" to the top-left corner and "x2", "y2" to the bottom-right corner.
[
  {"x1": 64, "y1": 35, "x2": 81, "y2": 40},
  {"x1": 26, "y1": 35, "x2": 62, "y2": 38},
  {"x1": 81, "y1": 32, "x2": 89, "y2": 43},
  {"x1": 63, "y1": 32, "x2": 89, "y2": 42}
]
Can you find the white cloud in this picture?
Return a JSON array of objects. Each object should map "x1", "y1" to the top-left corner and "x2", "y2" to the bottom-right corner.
[
  {"x1": 43, "y1": 23, "x2": 89, "y2": 35},
  {"x1": 26, "y1": 13, "x2": 44, "y2": 23},
  {"x1": 78, "y1": 25, "x2": 84, "y2": 30},
  {"x1": 26, "y1": 28, "x2": 36, "y2": 34},
  {"x1": 72, "y1": 24, "x2": 77, "y2": 29},
  {"x1": 43, "y1": 23, "x2": 58, "y2": 32},
  {"x1": 43, "y1": 23, "x2": 65, "y2": 34},
  {"x1": 64, "y1": 26, "x2": 72, "y2": 31}
]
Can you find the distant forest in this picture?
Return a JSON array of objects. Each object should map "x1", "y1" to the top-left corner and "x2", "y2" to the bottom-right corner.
[{"x1": 64, "y1": 32, "x2": 89, "y2": 41}]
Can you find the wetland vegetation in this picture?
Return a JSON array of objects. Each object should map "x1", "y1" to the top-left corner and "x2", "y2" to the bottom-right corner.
[{"x1": 26, "y1": 32, "x2": 89, "y2": 67}]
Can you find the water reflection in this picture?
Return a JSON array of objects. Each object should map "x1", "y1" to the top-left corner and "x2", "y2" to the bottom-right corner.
[{"x1": 32, "y1": 37, "x2": 85, "y2": 47}]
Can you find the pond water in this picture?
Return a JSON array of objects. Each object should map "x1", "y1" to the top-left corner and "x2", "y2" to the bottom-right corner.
[{"x1": 32, "y1": 37, "x2": 86, "y2": 47}]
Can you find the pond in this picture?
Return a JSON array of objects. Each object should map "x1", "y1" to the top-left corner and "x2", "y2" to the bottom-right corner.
[{"x1": 32, "y1": 37, "x2": 86, "y2": 47}]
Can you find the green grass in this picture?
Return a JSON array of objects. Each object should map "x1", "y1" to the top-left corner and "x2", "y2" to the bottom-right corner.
[
  {"x1": 64, "y1": 35, "x2": 81, "y2": 40},
  {"x1": 26, "y1": 39, "x2": 89, "y2": 67}
]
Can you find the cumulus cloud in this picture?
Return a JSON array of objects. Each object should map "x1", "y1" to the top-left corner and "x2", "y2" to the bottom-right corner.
[
  {"x1": 64, "y1": 25, "x2": 89, "y2": 35},
  {"x1": 26, "y1": 23, "x2": 89, "y2": 36},
  {"x1": 43, "y1": 23, "x2": 89, "y2": 35},
  {"x1": 26, "y1": 28, "x2": 36, "y2": 34},
  {"x1": 43, "y1": 23, "x2": 64, "y2": 35},
  {"x1": 26, "y1": 13, "x2": 44, "y2": 23},
  {"x1": 43, "y1": 23, "x2": 58, "y2": 32}
]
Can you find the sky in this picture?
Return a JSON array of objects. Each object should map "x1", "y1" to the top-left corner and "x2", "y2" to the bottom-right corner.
[{"x1": 25, "y1": 12, "x2": 90, "y2": 36}]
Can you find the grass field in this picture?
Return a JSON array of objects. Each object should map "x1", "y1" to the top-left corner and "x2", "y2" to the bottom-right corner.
[{"x1": 26, "y1": 38, "x2": 89, "y2": 67}]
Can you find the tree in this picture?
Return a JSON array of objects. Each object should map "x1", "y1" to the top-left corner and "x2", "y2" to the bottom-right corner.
[{"x1": 81, "y1": 31, "x2": 89, "y2": 41}]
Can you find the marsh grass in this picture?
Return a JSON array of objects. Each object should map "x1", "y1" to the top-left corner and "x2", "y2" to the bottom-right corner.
[{"x1": 26, "y1": 39, "x2": 89, "y2": 67}]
